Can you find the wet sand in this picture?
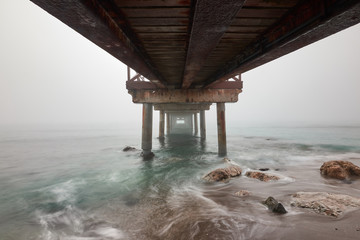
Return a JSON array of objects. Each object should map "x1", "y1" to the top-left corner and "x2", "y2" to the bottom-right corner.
[{"x1": 98, "y1": 158, "x2": 360, "y2": 240}]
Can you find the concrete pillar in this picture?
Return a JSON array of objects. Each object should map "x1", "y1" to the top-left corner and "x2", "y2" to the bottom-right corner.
[
  {"x1": 142, "y1": 103, "x2": 154, "y2": 158},
  {"x1": 159, "y1": 110, "x2": 165, "y2": 139},
  {"x1": 200, "y1": 110, "x2": 206, "y2": 139},
  {"x1": 166, "y1": 112, "x2": 171, "y2": 134},
  {"x1": 194, "y1": 113, "x2": 198, "y2": 136},
  {"x1": 216, "y1": 103, "x2": 227, "y2": 156}
]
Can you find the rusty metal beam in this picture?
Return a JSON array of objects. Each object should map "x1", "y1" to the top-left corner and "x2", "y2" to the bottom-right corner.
[
  {"x1": 29, "y1": 0, "x2": 163, "y2": 83},
  {"x1": 204, "y1": 0, "x2": 360, "y2": 86},
  {"x1": 181, "y1": 0, "x2": 245, "y2": 89},
  {"x1": 129, "y1": 89, "x2": 241, "y2": 103}
]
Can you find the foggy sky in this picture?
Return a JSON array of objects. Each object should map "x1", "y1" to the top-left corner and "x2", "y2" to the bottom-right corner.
[{"x1": 1, "y1": 0, "x2": 360, "y2": 130}]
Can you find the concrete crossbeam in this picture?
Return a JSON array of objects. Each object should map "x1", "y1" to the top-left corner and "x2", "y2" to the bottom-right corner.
[
  {"x1": 129, "y1": 89, "x2": 241, "y2": 103},
  {"x1": 154, "y1": 103, "x2": 211, "y2": 111}
]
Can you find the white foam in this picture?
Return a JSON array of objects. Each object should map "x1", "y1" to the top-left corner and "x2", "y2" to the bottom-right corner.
[{"x1": 91, "y1": 226, "x2": 124, "y2": 239}]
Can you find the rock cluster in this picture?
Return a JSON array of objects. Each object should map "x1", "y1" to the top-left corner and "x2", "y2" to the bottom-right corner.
[
  {"x1": 320, "y1": 160, "x2": 360, "y2": 180},
  {"x1": 291, "y1": 192, "x2": 360, "y2": 217},
  {"x1": 263, "y1": 196, "x2": 287, "y2": 214},
  {"x1": 245, "y1": 171, "x2": 280, "y2": 182},
  {"x1": 203, "y1": 164, "x2": 242, "y2": 182}
]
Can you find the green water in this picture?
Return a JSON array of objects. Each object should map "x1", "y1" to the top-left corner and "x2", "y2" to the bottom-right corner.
[{"x1": 1, "y1": 127, "x2": 360, "y2": 239}]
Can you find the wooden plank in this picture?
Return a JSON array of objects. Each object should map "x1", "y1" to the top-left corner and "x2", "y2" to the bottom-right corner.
[
  {"x1": 129, "y1": 18, "x2": 189, "y2": 26},
  {"x1": 232, "y1": 18, "x2": 277, "y2": 26},
  {"x1": 114, "y1": 0, "x2": 191, "y2": 7},
  {"x1": 222, "y1": 32, "x2": 259, "y2": 39},
  {"x1": 244, "y1": 0, "x2": 298, "y2": 8},
  {"x1": 137, "y1": 32, "x2": 187, "y2": 39},
  {"x1": 227, "y1": 26, "x2": 268, "y2": 33},
  {"x1": 237, "y1": 7, "x2": 288, "y2": 18},
  {"x1": 132, "y1": 26, "x2": 187, "y2": 33},
  {"x1": 122, "y1": 8, "x2": 190, "y2": 18}
]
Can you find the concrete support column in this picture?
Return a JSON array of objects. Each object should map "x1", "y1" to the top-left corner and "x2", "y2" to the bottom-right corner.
[
  {"x1": 159, "y1": 110, "x2": 165, "y2": 139},
  {"x1": 194, "y1": 113, "x2": 198, "y2": 136},
  {"x1": 142, "y1": 103, "x2": 154, "y2": 158},
  {"x1": 166, "y1": 112, "x2": 171, "y2": 134},
  {"x1": 200, "y1": 110, "x2": 206, "y2": 139},
  {"x1": 216, "y1": 103, "x2": 227, "y2": 156}
]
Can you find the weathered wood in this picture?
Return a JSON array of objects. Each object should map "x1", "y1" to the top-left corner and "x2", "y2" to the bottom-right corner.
[
  {"x1": 31, "y1": 1, "x2": 360, "y2": 89},
  {"x1": 129, "y1": 89, "x2": 242, "y2": 103},
  {"x1": 181, "y1": 0, "x2": 245, "y2": 88},
  {"x1": 29, "y1": 0, "x2": 159, "y2": 81},
  {"x1": 205, "y1": 0, "x2": 360, "y2": 86},
  {"x1": 114, "y1": 0, "x2": 191, "y2": 7},
  {"x1": 217, "y1": 103, "x2": 227, "y2": 156}
]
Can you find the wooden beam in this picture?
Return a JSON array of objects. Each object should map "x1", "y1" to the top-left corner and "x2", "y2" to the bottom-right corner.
[
  {"x1": 181, "y1": 0, "x2": 245, "y2": 89},
  {"x1": 204, "y1": 0, "x2": 360, "y2": 86},
  {"x1": 29, "y1": 0, "x2": 162, "y2": 82},
  {"x1": 129, "y1": 89, "x2": 241, "y2": 103}
]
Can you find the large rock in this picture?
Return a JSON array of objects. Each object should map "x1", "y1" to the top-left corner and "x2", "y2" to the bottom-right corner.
[
  {"x1": 203, "y1": 165, "x2": 242, "y2": 182},
  {"x1": 245, "y1": 171, "x2": 280, "y2": 182},
  {"x1": 263, "y1": 196, "x2": 287, "y2": 214},
  {"x1": 291, "y1": 192, "x2": 360, "y2": 217},
  {"x1": 320, "y1": 160, "x2": 360, "y2": 180}
]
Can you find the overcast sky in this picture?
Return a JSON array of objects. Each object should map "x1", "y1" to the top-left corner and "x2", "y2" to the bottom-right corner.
[{"x1": 0, "y1": 0, "x2": 359, "y2": 130}]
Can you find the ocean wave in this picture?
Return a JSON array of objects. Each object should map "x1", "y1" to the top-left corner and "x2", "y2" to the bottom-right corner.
[{"x1": 36, "y1": 205, "x2": 124, "y2": 240}]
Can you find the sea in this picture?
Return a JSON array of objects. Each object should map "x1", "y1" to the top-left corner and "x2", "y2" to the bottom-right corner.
[{"x1": 1, "y1": 126, "x2": 360, "y2": 240}]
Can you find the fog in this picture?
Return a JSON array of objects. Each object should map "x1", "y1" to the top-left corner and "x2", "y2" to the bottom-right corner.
[{"x1": 1, "y1": 0, "x2": 360, "y2": 131}]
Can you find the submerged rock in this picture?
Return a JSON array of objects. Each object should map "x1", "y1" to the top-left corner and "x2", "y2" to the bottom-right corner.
[
  {"x1": 123, "y1": 146, "x2": 136, "y2": 152},
  {"x1": 259, "y1": 168, "x2": 270, "y2": 171},
  {"x1": 320, "y1": 161, "x2": 360, "y2": 180},
  {"x1": 245, "y1": 171, "x2": 280, "y2": 182},
  {"x1": 234, "y1": 190, "x2": 250, "y2": 197},
  {"x1": 263, "y1": 196, "x2": 287, "y2": 214},
  {"x1": 203, "y1": 163, "x2": 242, "y2": 182},
  {"x1": 291, "y1": 192, "x2": 360, "y2": 217}
]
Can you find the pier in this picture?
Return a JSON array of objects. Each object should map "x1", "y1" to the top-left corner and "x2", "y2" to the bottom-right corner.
[{"x1": 30, "y1": 0, "x2": 360, "y2": 157}]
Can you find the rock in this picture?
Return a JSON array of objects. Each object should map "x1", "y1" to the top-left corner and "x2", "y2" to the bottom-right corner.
[
  {"x1": 320, "y1": 161, "x2": 360, "y2": 180},
  {"x1": 123, "y1": 146, "x2": 136, "y2": 152},
  {"x1": 234, "y1": 190, "x2": 250, "y2": 197},
  {"x1": 263, "y1": 196, "x2": 287, "y2": 214},
  {"x1": 203, "y1": 165, "x2": 242, "y2": 182},
  {"x1": 245, "y1": 171, "x2": 280, "y2": 182},
  {"x1": 226, "y1": 165, "x2": 242, "y2": 177},
  {"x1": 291, "y1": 192, "x2": 360, "y2": 217},
  {"x1": 259, "y1": 168, "x2": 270, "y2": 171}
]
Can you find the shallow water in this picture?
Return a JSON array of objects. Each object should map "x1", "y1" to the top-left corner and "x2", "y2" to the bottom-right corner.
[{"x1": 1, "y1": 126, "x2": 360, "y2": 239}]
